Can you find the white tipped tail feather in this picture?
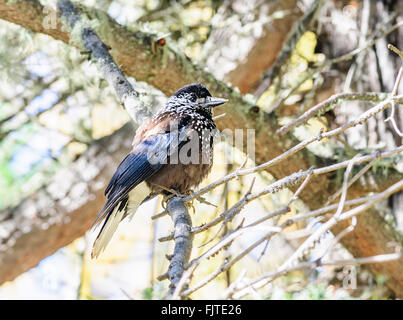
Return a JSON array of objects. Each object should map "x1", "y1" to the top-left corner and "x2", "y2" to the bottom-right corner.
[{"x1": 91, "y1": 182, "x2": 151, "y2": 259}]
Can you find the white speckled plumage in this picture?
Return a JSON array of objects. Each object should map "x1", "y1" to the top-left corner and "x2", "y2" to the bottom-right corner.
[{"x1": 91, "y1": 84, "x2": 227, "y2": 259}]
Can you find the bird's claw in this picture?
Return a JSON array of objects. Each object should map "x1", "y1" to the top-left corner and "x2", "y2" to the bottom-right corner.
[
  {"x1": 179, "y1": 190, "x2": 196, "y2": 213},
  {"x1": 161, "y1": 189, "x2": 196, "y2": 213},
  {"x1": 161, "y1": 193, "x2": 176, "y2": 209}
]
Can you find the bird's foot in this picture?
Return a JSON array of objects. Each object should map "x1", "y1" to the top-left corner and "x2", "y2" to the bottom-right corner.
[
  {"x1": 80, "y1": 50, "x2": 92, "y2": 61},
  {"x1": 161, "y1": 189, "x2": 187, "y2": 209},
  {"x1": 188, "y1": 200, "x2": 196, "y2": 214},
  {"x1": 182, "y1": 189, "x2": 194, "y2": 196},
  {"x1": 166, "y1": 189, "x2": 196, "y2": 213},
  {"x1": 161, "y1": 193, "x2": 177, "y2": 209},
  {"x1": 181, "y1": 189, "x2": 196, "y2": 214},
  {"x1": 161, "y1": 189, "x2": 196, "y2": 212}
]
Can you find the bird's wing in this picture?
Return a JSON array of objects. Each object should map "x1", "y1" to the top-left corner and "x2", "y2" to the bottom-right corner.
[
  {"x1": 91, "y1": 116, "x2": 189, "y2": 258},
  {"x1": 93, "y1": 118, "x2": 187, "y2": 227}
]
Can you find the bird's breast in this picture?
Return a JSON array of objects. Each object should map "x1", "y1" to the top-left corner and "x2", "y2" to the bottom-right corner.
[
  {"x1": 145, "y1": 158, "x2": 213, "y2": 195},
  {"x1": 144, "y1": 109, "x2": 216, "y2": 194},
  {"x1": 147, "y1": 163, "x2": 212, "y2": 194}
]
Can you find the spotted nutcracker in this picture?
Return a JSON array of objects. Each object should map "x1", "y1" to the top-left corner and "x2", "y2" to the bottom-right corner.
[{"x1": 91, "y1": 83, "x2": 228, "y2": 258}]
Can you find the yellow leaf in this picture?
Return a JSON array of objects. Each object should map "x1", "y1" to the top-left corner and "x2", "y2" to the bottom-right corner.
[{"x1": 296, "y1": 31, "x2": 318, "y2": 62}]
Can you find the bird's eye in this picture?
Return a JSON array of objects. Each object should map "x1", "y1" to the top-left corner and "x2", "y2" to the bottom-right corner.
[{"x1": 189, "y1": 93, "x2": 197, "y2": 102}]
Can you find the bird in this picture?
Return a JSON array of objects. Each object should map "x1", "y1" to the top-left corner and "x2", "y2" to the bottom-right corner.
[{"x1": 91, "y1": 83, "x2": 228, "y2": 258}]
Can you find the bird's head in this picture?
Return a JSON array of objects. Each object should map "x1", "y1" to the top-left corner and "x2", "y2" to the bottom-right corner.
[{"x1": 166, "y1": 83, "x2": 228, "y2": 117}]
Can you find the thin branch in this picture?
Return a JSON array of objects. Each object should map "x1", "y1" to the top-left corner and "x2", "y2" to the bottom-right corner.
[
  {"x1": 326, "y1": 157, "x2": 378, "y2": 205},
  {"x1": 317, "y1": 216, "x2": 357, "y2": 262},
  {"x1": 334, "y1": 155, "x2": 358, "y2": 219},
  {"x1": 256, "y1": 168, "x2": 314, "y2": 261},
  {"x1": 280, "y1": 179, "x2": 403, "y2": 270},
  {"x1": 290, "y1": 193, "x2": 393, "y2": 225},
  {"x1": 277, "y1": 92, "x2": 401, "y2": 135},
  {"x1": 180, "y1": 225, "x2": 280, "y2": 297},
  {"x1": 180, "y1": 179, "x2": 403, "y2": 298},
  {"x1": 184, "y1": 139, "x2": 402, "y2": 206},
  {"x1": 388, "y1": 44, "x2": 403, "y2": 59},
  {"x1": 158, "y1": 146, "x2": 402, "y2": 242},
  {"x1": 275, "y1": 44, "x2": 403, "y2": 136},
  {"x1": 165, "y1": 197, "x2": 193, "y2": 298},
  {"x1": 227, "y1": 248, "x2": 401, "y2": 299},
  {"x1": 384, "y1": 46, "x2": 403, "y2": 137}
]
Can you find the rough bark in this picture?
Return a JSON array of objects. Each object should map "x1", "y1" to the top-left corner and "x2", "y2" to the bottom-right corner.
[
  {"x1": 0, "y1": 0, "x2": 402, "y2": 296},
  {"x1": 166, "y1": 197, "x2": 193, "y2": 297}
]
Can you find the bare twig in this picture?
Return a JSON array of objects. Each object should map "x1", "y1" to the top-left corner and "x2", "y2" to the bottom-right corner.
[
  {"x1": 326, "y1": 156, "x2": 378, "y2": 205},
  {"x1": 257, "y1": 168, "x2": 314, "y2": 261},
  {"x1": 277, "y1": 92, "x2": 400, "y2": 135},
  {"x1": 158, "y1": 146, "x2": 402, "y2": 243},
  {"x1": 317, "y1": 216, "x2": 357, "y2": 262},
  {"x1": 384, "y1": 45, "x2": 403, "y2": 137},
  {"x1": 176, "y1": 174, "x2": 403, "y2": 298},
  {"x1": 388, "y1": 44, "x2": 403, "y2": 59},
  {"x1": 228, "y1": 247, "x2": 401, "y2": 299},
  {"x1": 334, "y1": 155, "x2": 358, "y2": 219},
  {"x1": 280, "y1": 179, "x2": 403, "y2": 270},
  {"x1": 184, "y1": 140, "x2": 402, "y2": 207},
  {"x1": 204, "y1": 178, "x2": 403, "y2": 298},
  {"x1": 198, "y1": 178, "x2": 256, "y2": 248}
]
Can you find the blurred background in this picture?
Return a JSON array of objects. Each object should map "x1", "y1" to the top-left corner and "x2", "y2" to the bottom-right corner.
[{"x1": 0, "y1": 0, "x2": 402, "y2": 299}]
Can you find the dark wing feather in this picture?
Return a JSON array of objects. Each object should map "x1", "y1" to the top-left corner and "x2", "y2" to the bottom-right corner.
[{"x1": 92, "y1": 121, "x2": 188, "y2": 228}]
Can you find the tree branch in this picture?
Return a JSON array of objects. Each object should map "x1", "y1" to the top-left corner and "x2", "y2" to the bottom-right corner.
[
  {"x1": 165, "y1": 197, "x2": 193, "y2": 298},
  {"x1": 277, "y1": 92, "x2": 403, "y2": 135}
]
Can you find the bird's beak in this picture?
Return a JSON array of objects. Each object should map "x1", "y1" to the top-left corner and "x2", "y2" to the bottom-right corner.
[{"x1": 203, "y1": 97, "x2": 229, "y2": 108}]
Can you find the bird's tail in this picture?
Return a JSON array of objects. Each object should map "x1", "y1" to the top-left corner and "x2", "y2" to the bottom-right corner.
[{"x1": 91, "y1": 182, "x2": 151, "y2": 259}]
